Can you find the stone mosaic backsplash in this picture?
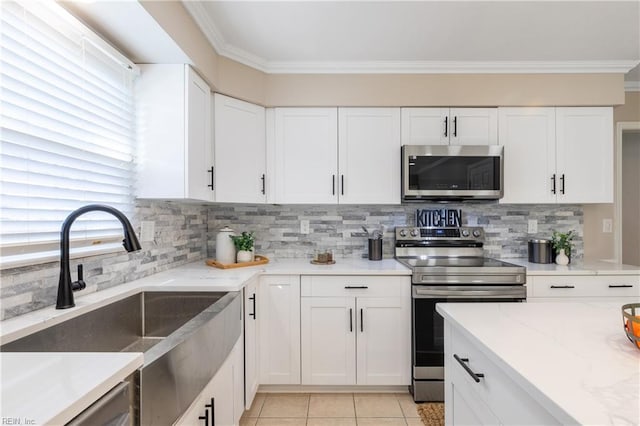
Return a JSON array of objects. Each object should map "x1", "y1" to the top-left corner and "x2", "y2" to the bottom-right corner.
[
  {"x1": 208, "y1": 203, "x2": 583, "y2": 261},
  {"x1": 1, "y1": 201, "x2": 582, "y2": 320},
  {"x1": 0, "y1": 200, "x2": 208, "y2": 320}
]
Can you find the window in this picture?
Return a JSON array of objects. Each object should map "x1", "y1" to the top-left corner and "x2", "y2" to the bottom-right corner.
[{"x1": 0, "y1": 0, "x2": 138, "y2": 268}]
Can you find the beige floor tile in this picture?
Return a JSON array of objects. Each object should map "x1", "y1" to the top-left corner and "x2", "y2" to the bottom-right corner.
[
  {"x1": 308, "y1": 394, "x2": 355, "y2": 418},
  {"x1": 260, "y1": 394, "x2": 310, "y2": 418},
  {"x1": 396, "y1": 394, "x2": 419, "y2": 418},
  {"x1": 246, "y1": 393, "x2": 267, "y2": 418},
  {"x1": 357, "y1": 418, "x2": 407, "y2": 425},
  {"x1": 307, "y1": 418, "x2": 357, "y2": 426},
  {"x1": 404, "y1": 419, "x2": 424, "y2": 426},
  {"x1": 354, "y1": 394, "x2": 404, "y2": 418},
  {"x1": 240, "y1": 417, "x2": 258, "y2": 426},
  {"x1": 255, "y1": 419, "x2": 307, "y2": 426}
]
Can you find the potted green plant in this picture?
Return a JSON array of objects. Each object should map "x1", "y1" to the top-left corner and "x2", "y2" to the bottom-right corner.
[
  {"x1": 230, "y1": 231, "x2": 255, "y2": 263},
  {"x1": 551, "y1": 230, "x2": 575, "y2": 265}
]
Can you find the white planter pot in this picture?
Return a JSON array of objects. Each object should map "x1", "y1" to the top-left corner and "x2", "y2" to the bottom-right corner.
[
  {"x1": 237, "y1": 250, "x2": 253, "y2": 263},
  {"x1": 555, "y1": 248, "x2": 569, "y2": 265}
]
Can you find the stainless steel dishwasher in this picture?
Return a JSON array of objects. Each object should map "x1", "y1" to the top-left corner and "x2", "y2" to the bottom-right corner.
[{"x1": 67, "y1": 379, "x2": 133, "y2": 426}]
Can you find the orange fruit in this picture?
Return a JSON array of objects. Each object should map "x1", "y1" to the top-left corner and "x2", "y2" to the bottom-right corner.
[{"x1": 625, "y1": 316, "x2": 640, "y2": 349}]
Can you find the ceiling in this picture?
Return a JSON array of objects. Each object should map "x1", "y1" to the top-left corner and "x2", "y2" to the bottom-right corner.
[{"x1": 183, "y1": 1, "x2": 640, "y2": 80}]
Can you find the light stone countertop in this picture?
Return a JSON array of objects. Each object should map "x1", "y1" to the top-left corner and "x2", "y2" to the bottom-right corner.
[
  {"x1": 436, "y1": 302, "x2": 640, "y2": 425},
  {"x1": 503, "y1": 258, "x2": 640, "y2": 275},
  {"x1": 0, "y1": 257, "x2": 410, "y2": 425},
  {"x1": 0, "y1": 352, "x2": 143, "y2": 425}
]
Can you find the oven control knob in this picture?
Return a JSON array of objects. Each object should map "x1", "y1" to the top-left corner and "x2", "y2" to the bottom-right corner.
[
  {"x1": 461, "y1": 229, "x2": 470, "y2": 237},
  {"x1": 410, "y1": 229, "x2": 419, "y2": 237},
  {"x1": 473, "y1": 230, "x2": 482, "y2": 238},
  {"x1": 399, "y1": 229, "x2": 407, "y2": 237}
]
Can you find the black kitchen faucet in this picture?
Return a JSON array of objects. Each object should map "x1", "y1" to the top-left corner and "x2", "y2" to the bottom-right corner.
[{"x1": 56, "y1": 204, "x2": 141, "y2": 309}]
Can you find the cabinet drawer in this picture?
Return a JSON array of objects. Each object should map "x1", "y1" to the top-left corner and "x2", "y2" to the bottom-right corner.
[
  {"x1": 300, "y1": 275, "x2": 409, "y2": 297},
  {"x1": 448, "y1": 325, "x2": 559, "y2": 425},
  {"x1": 531, "y1": 275, "x2": 639, "y2": 298}
]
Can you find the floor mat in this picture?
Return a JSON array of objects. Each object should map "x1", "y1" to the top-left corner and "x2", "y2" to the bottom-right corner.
[{"x1": 417, "y1": 402, "x2": 445, "y2": 426}]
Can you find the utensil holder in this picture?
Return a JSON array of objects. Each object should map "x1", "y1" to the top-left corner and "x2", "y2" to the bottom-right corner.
[{"x1": 368, "y1": 238, "x2": 382, "y2": 261}]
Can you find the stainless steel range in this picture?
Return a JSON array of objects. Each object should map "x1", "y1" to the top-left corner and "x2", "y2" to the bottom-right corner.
[{"x1": 395, "y1": 226, "x2": 526, "y2": 402}]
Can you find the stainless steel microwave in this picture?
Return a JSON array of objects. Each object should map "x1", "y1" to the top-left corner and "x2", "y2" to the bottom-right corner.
[{"x1": 402, "y1": 145, "x2": 504, "y2": 202}]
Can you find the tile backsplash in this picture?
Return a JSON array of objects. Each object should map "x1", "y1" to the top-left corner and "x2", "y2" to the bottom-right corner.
[
  {"x1": 0, "y1": 200, "x2": 208, "y2": 320},
  {"x1": 1, "y1": 201, "x2": 582, "y2": 320},
  {"x1": 208, "y1": 203, "x2": 583, "y2": 261}
]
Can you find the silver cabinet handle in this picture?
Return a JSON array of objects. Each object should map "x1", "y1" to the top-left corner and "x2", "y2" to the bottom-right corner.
[{"x1": 454, "y1": 354, "x2": 484, "y2": 383}]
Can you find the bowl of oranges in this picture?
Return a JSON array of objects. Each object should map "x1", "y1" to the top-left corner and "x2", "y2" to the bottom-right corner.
[{"x1": 622, "y1": 303, "x2": 640, "y2": 350}]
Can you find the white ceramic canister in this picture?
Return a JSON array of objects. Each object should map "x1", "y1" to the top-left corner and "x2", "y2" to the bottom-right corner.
[{"x1": 216, "y1": 226, "x2": 236, "y2": 264}]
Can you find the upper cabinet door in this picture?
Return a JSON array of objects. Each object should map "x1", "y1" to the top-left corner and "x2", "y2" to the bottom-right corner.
[
  {"x1": 136, "y1": 64, "x2": 214, "y2": 201},
  {"x1": 272, "y1": 108, "x2": 338, "y2": 204},
  {"x1": 401, "y1": 108, "x2": 449, "y2": 145},
  {"x1": 449, "y1": 108, "x2": 498, "y2": 145},
  {"x1": 186, "y1": 68, "x2": 214, "y2": 201},
  {"x1": 400, "y1": 108, "x2": 497, "y2": 147},
  {"x1": 556, "y1": 107, "x2": 613, "y2": 204},
  {"x1": 338, "y1": 108, "x2": 401, "y2": 204},
  {"x1": 214, "y1": 94, "x2": 266, "y2": 203},
  {"x1": 499, "y1": 108, "x2": 557, "y2": 204}
]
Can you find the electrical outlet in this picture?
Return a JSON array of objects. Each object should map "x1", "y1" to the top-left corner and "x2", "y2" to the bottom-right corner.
[
  {"x1": 527, "y1": 219, "x2": 538, "y2": 234},
  {"x1": 602, "y1": 218, "x2": 613, "y2": 233},
  {"x1": 300, "y1": 219, "x2": 310, "y2": 234},
  {"x1": 140, "y1": 221, "x2": 155, "y2": 242}
]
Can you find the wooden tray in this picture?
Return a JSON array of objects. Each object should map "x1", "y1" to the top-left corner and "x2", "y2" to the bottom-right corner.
[{"x1": 206, "y1": 255, "x2": 269, "y2": 269}]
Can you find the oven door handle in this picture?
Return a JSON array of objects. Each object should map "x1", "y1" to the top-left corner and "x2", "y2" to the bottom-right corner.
[{"x1": 413, "y1": 288, "x2": 524, "y2": 298}]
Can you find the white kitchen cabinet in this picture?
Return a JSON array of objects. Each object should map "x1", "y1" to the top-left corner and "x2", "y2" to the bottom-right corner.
[
  {"x1": 498, "y1": 106, "x2": 613, "y2": 204},
  {"x1": 300, "y1": 275, "x2": 411, "y2": 386},
  {"x1": 338, "y1": 108, "x2": 401, "y2": 204},
  {"x1": 555, "y1": 107, "x2": 613, "y2": 203},
  {"x1": 527, "y1": 274, "x2": 640, "y2": 301},
  {"x1": 214, "y1": 94, "x2": 266, "y2": 203},
  {"x1": 244, "y1": 277, "x2": 260, "y2": 409},
  {"x1": 269, "y1": 107, "x2": 401, "y2": 204},
  {"x1": 444, "y1": 321, "x2": 560, "y2": 426},
  {"x1": 499, "y1": 107, "x2": 557, "y2": 204},
  {"x1": 136, "y1": 64, "x2": 214, "y2": 201},
  {"x1": 176, "y1": 336, "x2": 243, "y2": 426},
  {"x1": 259, "y1": 275, "x2": 301, "y2": 384},
  {"x1": 401, "y1": 108, "x2": 498, "y2": 146},
  {"x1": 270, "y1": 108, "x2": 338, "y2": 204}
]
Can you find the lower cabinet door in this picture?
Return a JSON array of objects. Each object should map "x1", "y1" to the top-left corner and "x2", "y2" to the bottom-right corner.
[
  {"x1": 450, "y1": 378, "x2": 501, "y2": 426},
  {"x1": 356, "y1": 297, "x2": 411, "y2": 385},
  {"x1": 244, "y1": 278, "x2": 260, "y2": 409},
  {"x1": 259, "y1": 275, "x2": 301, "y2": 384},
  {"x1": 301, "y1": 297, "x2": 356, "y2": 385}
]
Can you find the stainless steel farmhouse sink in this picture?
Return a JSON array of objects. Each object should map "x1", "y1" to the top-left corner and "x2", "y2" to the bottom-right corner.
[{"x1": 1, "y1": 291, "x2": 242, "y2": 426}]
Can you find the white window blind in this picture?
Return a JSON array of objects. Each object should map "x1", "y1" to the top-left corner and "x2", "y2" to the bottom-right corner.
[{"x1": 0, "y1": 0, "x2": 138, "y2": 266}]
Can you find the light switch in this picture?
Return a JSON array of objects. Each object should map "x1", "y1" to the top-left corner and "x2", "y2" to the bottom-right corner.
[
  {"x1": 527, "y1": 219, "x2": 538, "y2": 234},
  {"x1": 602, "y1": 218, "x2": 613, "y2": 233},
  {"x1": 300, "y1": 220, "x2": 310, "y2": 234},
  {"x1": 140, "y1": 221, "x2": 155, "y2": 242}
]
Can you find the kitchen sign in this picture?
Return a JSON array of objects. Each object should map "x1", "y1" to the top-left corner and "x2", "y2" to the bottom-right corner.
[{"x1": 416, "y1": 209, "x2": 462, "y2": 227}]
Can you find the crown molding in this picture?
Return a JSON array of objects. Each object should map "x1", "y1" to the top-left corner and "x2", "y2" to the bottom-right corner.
[
  {"x1": 624, "y1": 81, "x2": 640, "y2": 92},
  {"x1": 184, "y1": 3, "x2": 639, "y2": 75}
]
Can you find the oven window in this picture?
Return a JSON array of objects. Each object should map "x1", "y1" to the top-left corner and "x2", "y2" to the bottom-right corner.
[{"x1": 408, "y1": 156, "x2": 500, "y2": 191}]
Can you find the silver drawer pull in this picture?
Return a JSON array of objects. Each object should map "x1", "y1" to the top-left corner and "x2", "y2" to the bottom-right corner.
[
  {"x1": 609, "y1": 284, "x2": 633, "y2": 288},
  {"x1": 454, "y1": 354, "x2": 484, "y2": 383},
  {"x1": 550, "y1": 285, "x2": 575, "y2": 289}
]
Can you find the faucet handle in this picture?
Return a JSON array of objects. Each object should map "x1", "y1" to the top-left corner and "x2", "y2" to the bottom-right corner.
[{"x1": 72, "y1": 264, "x2": 86, "y2": 291}]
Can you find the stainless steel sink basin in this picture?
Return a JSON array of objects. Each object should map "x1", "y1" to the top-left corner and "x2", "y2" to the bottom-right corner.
[{"x1": 1, "y1": 290, "x2": 242, "y2": 426}]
